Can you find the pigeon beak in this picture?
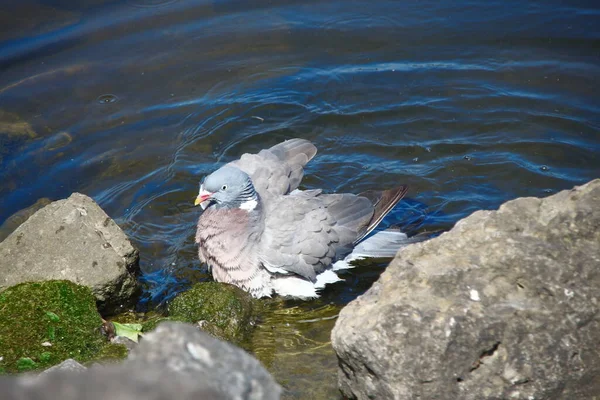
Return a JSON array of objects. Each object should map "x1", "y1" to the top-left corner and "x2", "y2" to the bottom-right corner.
[{"x1": 194, "y1": 185, "x2": 213, "y2": 210}]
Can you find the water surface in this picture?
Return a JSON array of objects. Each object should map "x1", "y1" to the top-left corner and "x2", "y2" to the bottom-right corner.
[{"x1": 1, "y1": 0, "x2": 598, "y2": 398}]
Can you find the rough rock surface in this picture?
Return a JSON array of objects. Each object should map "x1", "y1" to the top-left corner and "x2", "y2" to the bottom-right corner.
[
  {"x1": 0, "y1": 193, "x2": 140, "y2": 314},
  {"x1": 1, "y1": 322, "x2": 281, "y2": 400},
  {"x1": 332, "y1": 179, "x2": 600, "y2": 400},
  {"x1": 127, "y1": 322, "x2": 281, "y2": 399},
  {"x1": 0, "y1": 197, "x2": 52, "y2": 242},
  {"x1": 40, "y1": 359, "x2": 87, "y2": 376}
]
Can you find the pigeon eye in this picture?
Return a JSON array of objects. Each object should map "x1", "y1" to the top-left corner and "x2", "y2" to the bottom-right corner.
[{"x1": 221, "y1": 185, "x2": 228, "y2": 190}]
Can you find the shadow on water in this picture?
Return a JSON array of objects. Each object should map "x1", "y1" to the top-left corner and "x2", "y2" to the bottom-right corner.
[{"x1": 1, "y1": 0, "x2": 599, "y2": 398}]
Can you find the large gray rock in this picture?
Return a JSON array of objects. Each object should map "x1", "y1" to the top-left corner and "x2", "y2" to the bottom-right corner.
[
  {"x1": 1, "y1": 322, "x2": 281, "y2": 400},
  {"x1": 0, "y1": 193, "x2": 140, "y2": 314},
  {"x1": 332, "y1": 179, "x2": 600, "y2": 400}
]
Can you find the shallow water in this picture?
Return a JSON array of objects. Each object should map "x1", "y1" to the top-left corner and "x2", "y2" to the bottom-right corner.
[{"x1": 1, "y1": 0, "x2": 599, "y2": 397}]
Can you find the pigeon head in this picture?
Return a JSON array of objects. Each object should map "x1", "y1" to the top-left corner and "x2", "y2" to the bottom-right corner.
[{"x1": 195, "y1": 166, "x2": 258, "y2": 211}]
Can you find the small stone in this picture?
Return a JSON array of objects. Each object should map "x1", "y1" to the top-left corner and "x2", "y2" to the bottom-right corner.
[
  {"x1": 41, "y1": 342, "x2": 52, "y2": 347},
  {"x1": 40, "y1": 359, "x2": 87, "y2": 376},
  {"x1": 111, "y1": 336, "x2": 137, "y2": 352}
]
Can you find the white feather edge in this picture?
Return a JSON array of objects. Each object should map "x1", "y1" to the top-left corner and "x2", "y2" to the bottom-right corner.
[
  {"x1": 332, "y1": 229, "x2": 411, "y2": 271},
  {"x1": 271, "y1": 270, "x2": 342, "y2": 299},
  {"x1": 269, "y1": 229, "x2": 414, "y2": 298},
  {"x1": 239, "y1": 199, "x2": 258, "y2": 211}
]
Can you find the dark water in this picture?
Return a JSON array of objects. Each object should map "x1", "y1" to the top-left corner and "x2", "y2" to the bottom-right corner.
[{"x1": 1, "y1": 0, "x2": 599, "y2": 397}]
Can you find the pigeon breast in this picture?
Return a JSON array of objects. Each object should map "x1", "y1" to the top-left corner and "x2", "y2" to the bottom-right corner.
[{"x1": 196, "y1": 205, "x2": 271, "y2": 297}]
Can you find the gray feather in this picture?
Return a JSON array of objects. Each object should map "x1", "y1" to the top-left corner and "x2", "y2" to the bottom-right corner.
[{"x1": 229, "y1": 139, "x2": 317, "y2": 200}]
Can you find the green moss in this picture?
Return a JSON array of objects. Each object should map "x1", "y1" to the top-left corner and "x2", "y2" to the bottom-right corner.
[
  {"x1": 141, "y1": 316, "x2": 174, "y2": 332},
  {"x1": 167, "y1": 282, "x2": 258, "y2": 345},
  {"x1": 16, "y1": 357, "x2": 37, "y2": 371},
  {"x1": 95, "y1": 342, "x2": 129, "y2": 361},
  {"x1": 0, "y1": 280, "x2": 126, "y2": 373}
]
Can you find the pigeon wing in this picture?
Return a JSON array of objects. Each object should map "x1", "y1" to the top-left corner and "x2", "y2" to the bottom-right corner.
[
  {"x1": 228, "y1": 139, "x2": 317, "y2": 200},
  {"x1": 258, "y1": 193, "x2": 340, "y2": 282}
]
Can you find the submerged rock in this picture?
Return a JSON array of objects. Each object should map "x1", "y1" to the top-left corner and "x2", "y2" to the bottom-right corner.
[
  {"x1": 0, "y1": 193, "x2": 140, "y2": 315},
  {"x1": 332, "y1": 179, "x2": 600, "y2": 400},
  {"x1": 167, "y1": 282, "x2": 257, "y2": 345},
  {"x1": 0, "y1": 280, "x2": 127, "y2": 373},
  {"x1": 0, "y1": 109, "x2": 37, "y2": 138},
  {"x1": 1, "y1": 322, "x2": 281, "y2": 400}
]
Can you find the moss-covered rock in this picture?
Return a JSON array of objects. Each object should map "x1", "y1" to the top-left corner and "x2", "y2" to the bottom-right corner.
[
  {"x1": 0, "y1": 193, "x2": 141, "y2": 316},
  {"x1": 0, "y1": 280, "x2": 126, "y2": 373},
  {"x1": 167, "y1": 282, "x2": 257, "y2": 345},
  {"x1": 141, "y1": 316, "x2": 174, "y2": 333}
]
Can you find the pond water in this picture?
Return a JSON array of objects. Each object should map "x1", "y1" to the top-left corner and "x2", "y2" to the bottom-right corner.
[{"x1": 1, "y1": 0, "x2": 598, "y2": 398}]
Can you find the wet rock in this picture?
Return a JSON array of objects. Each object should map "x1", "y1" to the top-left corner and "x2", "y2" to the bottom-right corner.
[
  {"x1": 0, "y1": 280, "x2": 127, "y2": 373},
  {"x1": 332, "y1": 179, "x2": 600, "y2": 400},
  {"x1": 0, "y1": 109, "x2": 37, "y2": 138},
  {"x1": 0, "y1": 322, "x2": 281, "y2": 400},
  {"x1": 0, "y1": 193, "x2": 140, "y2": 314},
  {"x1": 167, "y1": 282, "x2": 257, "y2": 344}
]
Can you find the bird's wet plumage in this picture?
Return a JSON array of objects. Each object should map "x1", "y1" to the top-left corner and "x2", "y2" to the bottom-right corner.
[{"x1": 195, "y1": 138, "x2": 408, "y2": 298}]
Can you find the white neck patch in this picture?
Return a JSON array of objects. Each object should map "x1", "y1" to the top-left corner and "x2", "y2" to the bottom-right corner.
[{"x1": 239, "y1": 198, "x2": 258, "y2": 211}]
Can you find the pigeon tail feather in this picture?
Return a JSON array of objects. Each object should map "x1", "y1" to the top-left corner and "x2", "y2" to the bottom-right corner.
[
  {"x1": 354, "y1": 186, "x2": 408, "y2": 244},
  {"x1": 332, "y1": 228, "x2": 422, "y2": 271}
]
